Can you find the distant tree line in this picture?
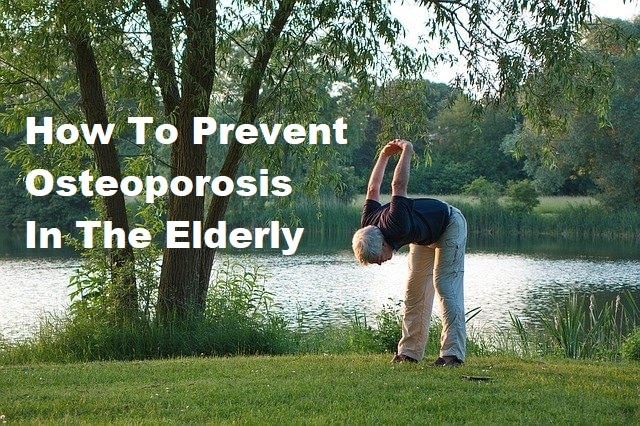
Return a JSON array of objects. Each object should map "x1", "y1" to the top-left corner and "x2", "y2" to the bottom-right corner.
[
  {"x1": 332, "y1": 18, "x2": 640, "y2": 209},
  {"x1": 2, "y1": 17, "x2": 640, "y2": 231},
  {"x1": 0, "y1": 129, "x2": 91, "y2": 229}
]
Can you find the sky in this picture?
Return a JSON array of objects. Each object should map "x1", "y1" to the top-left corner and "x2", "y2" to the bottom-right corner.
[
  {"x1": 590, "y1": 0, "x2": 640, "y2": 19},
  {"x1": 391, "y1": 0, "x2": 640, "y2": 83}
]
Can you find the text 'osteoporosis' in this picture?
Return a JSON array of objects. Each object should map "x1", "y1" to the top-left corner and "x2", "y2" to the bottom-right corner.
[{"x1": 24, "y1": 169, "x2": 292, "y2": 204}]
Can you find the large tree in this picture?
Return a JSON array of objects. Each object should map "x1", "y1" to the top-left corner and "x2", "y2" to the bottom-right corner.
[
  {"x1": 1, "y1": 0, "x2": 617, "y2": 322},
  {"x1": 503, "y1": 17, "x2": 640, "y2": 206}
]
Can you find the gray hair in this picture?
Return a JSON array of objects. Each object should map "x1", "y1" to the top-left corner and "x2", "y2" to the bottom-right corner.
[{"x1": 352, "y1": 225, "x2": 384, "y2": 265}]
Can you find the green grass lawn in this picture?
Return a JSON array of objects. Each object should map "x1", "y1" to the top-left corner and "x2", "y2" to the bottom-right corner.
[{"x1": 1, "y1": 354, "x2": 638, "y2": 424}]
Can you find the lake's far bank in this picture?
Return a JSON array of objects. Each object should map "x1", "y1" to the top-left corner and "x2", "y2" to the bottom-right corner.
[{"x1": 278, "y1": 194, "x2": 640, "y2": 242}]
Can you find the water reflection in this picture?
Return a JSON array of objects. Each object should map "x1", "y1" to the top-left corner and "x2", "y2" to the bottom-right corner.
[
  {"x1": 470, "y1": 234, "x2": 640, "y2": 260},
  {"x1": 298, "y1": 231, "x2": 640, "y2": 260},
  {"x1": 254, "y1": 250, "x2": 640, "y2": 333},
  {"x1": 0, "y1": 228, "x2": 77, "y2": 259},
  {"x1": 0, "y1": 258, "x2": 76, "y2": 341}
]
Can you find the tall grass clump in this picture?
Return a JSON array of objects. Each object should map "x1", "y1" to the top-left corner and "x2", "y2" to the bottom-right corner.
[
  {"x1": 232, "y1": 195, "x2": 361, "y2": 235},
  {"x1": 509, "y1": 291, "x2": 640, "y2": 360},
  {"x1": 293, "y1": 302, "x2": 485, "y2": 359},
  {"x1": 203, "y1": 258, "x2": 295, "y2": 355},
  {"x1": 292, "y1": 301, "x2": 405, "y2": 355},
  {"x1": 294, "y1": 197, "x2": 361, "y2": 235},
  {"x1": 448, "y1": 201, "x2": 639, "y2": 240}
]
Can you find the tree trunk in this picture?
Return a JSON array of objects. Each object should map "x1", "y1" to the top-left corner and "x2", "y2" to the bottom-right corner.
[
  {"x1": 155, "y1": 0, "x2": 217, "y2": 322},
  {"x1": 66, "y1": 21, "x2": 139, "y2": 323},
  {"x1": 197, "y1": 0, "x2": 298, "y2": 300},
  {"x1": 156, "y1": 112, "x2": 207, "y2": 320},
  {"x1": 147, "y1": 0, "x2": 296, "y2": 321}
]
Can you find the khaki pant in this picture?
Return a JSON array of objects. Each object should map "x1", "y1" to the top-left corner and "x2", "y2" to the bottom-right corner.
[{"x1": 397, "y1": 206, "x2": 467, "y2": 362}]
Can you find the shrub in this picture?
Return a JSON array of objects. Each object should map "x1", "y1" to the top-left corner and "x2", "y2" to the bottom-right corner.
[
  {"x1": 463, "y1": 177, "x2": 503, "y2": 204},
  {"x1": 505, "y1": 179, "x2": 540, "y2": 212},
  {"x1": 621, "y1": 328, "x2": 640, "y2": 361},
  {"x1": 373, "y1": 300, "x2": 403, "y2": 353}
]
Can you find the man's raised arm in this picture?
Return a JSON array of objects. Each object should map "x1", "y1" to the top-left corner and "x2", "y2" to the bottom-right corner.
[
  {"x1": 366, "y1": 141, "x2": 395, "y2": 201},
  {"x1": 391, "y1": 140, "x2": 413, "y2": 198}
]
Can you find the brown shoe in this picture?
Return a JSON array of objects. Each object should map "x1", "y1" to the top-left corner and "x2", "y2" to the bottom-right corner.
[{"x1": 391, "y1": 353, "x2": 418, "y2": 363}]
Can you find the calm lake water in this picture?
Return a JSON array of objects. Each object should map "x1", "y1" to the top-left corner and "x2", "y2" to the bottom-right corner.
[{"x1": 1, "y1": 229, "x2": 639, "y2": 342}]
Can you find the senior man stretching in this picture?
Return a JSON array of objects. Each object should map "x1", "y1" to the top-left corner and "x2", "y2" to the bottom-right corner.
[{"x1": 352, "y1": 139, "x2": 467, "y2": 366}]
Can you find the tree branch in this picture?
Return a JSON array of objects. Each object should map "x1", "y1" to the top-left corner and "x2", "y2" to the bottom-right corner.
[
  {"x1": 199, "y1": 0, "x2": 298, "y2": 292},
  {"x1": 0, "y1": 57, "x2": 75, "y2": 124},
  {"x1": 144, "y1": 0, "x2": 181, "y2": 116}
]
